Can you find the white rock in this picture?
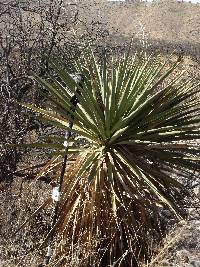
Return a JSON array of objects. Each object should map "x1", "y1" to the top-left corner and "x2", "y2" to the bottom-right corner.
[{"x1": 194, "y1": 186, "x2": 200, "y2": 199}]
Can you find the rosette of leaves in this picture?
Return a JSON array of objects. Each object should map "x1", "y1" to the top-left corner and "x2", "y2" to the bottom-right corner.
[{"x1": 22, "y1": 47, "x2": 200, "y2": 266}]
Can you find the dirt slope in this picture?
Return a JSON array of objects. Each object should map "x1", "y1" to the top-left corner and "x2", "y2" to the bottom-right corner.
[{"x1": 80, "y1": 0, "x2": 200, "y2": 61}]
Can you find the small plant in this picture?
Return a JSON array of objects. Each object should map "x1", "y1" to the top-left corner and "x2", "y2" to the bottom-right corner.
[{"x1": 22, "y1": 46, "x2": 200, "y2": 266}]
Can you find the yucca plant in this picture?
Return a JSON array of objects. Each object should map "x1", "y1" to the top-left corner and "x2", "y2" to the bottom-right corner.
[{"x1": 21, "y1": 46, "x2": 200, "y2": 266}]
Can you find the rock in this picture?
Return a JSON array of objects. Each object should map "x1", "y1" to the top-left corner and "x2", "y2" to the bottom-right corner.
[
  {"x1": 187, "y1": 261, "x2": 200, "y2": 267},
  {"x1": 160, "y1": 260, "x2": 170, "y2": 266},
  {"x1": 194, "y1": 186, "x2": 200, "y2": 199},
  {"x1": 177, "y1": 249, "x2": 190, "y2": 262}
]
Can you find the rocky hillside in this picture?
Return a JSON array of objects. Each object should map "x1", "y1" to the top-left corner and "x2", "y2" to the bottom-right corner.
[{"x1": 79, "y1": 0, "x2": 200, "y2": 60}]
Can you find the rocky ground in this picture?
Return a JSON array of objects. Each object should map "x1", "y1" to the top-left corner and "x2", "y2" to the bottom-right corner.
[{"x1": 149, "y1": 208, "x2": 200, "y2": 267}]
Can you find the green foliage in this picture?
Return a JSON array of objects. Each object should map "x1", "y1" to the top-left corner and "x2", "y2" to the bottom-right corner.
[{"x1": 23, "y1": 47, "x2": 200, "y2": 266}]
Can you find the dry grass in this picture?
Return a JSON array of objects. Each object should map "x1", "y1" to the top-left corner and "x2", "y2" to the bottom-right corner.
[{"x1": 0, "y1": 177, "x2": 51, "y2": 267}]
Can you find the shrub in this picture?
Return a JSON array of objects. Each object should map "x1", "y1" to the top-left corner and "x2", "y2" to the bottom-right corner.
[{"x1": 23, "y1": 46, "x2": 200, "y2": 266}]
